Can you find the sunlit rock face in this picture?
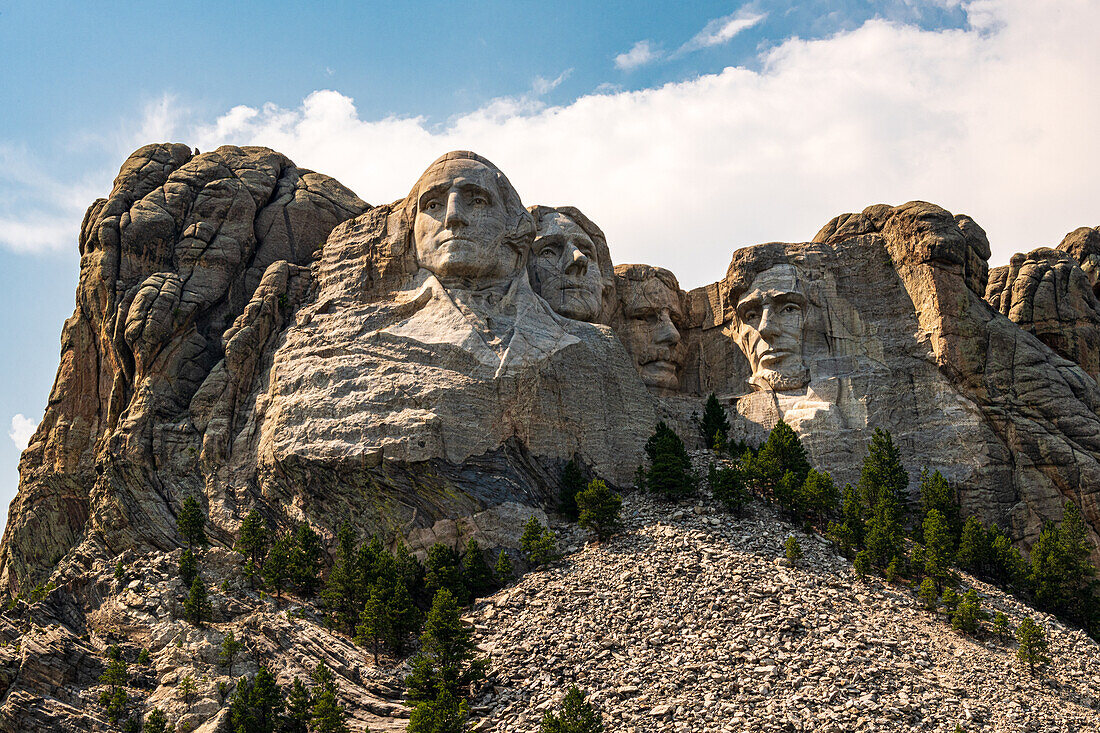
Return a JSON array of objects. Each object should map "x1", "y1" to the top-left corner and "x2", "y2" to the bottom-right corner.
[{"x1": 6, "y1": 141, "x2": 1100, "y2": 598}]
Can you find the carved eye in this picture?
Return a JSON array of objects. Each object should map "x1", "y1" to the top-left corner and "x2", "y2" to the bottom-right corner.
[
  {"x1": 743, "y1": 309, "x2": 760, "y2": 323},
  {"x1": 424, "y1": 199, "x2": 441, "y2": 211},
  {"x1": 781, "y1": 303, "x2": 801, "y2": 315},
  {"x1": 539, "y1": 246, "x2": 557, "y2": 258},
  {"x1": 471, "y1": 194, "x2": 489, "y2": 206}
]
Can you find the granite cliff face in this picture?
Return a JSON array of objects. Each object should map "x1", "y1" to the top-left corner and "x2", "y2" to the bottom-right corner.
[{"x1": 4, "y1": 147, "x2": 1100, "y2": 594}]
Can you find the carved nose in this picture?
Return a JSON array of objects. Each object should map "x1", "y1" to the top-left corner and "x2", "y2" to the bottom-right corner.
[
  {"x1": 564, "y1": 244, "x2": 589, "y2": 276},
  {"x1": 758, "y1": 305, "x2": 780, "y2": 338},
  {"x1": 444, "y1": 192, "x2": 468, "y2": 228},
  {"x1": 655, "y1": 311, "x2": 681, "y2": 346}
]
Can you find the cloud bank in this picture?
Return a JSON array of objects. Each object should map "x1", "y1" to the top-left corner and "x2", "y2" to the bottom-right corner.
[{"x1": 7, "y1": 0, "x2": 1100, "y2": 293}]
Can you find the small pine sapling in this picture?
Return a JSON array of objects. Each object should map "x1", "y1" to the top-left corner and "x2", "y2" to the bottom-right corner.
[
  {"x1": 951, "y1": 589, "x2": 984, "y2": 634},
  {"x1": 521, "y1": 516, "x2": 557, "y2": 566},
  {"x1": 494, "y1": 550, "x2": 514, "y2": 586},
  {"x1": 992, "y1": 612, "x2": 1011, "y2": 640},
  {"x1": 853, "y1": 550, "x2": 871, "y2": 579},
  {"x1": 219, "y1": 630, "x2": 243, "y2": 675},
  {"x1": 918, "y1": 577, "x2": 939, "y2": 611},
  {"x1": 178, "y1": 549, "x2": 197, "y2": 590},
  {"x1": 1016, "y1": 617, "x2": 1049, "y2": 673},
  {"x1": 539, "y1": 685, "x2": 605, "y2": 733},
  {"x1": 784, "y1": 536, "x2": 802, "y2": 565},
  {"x1": 576, "y1": 479, "x2": 623, "y2": 541}
]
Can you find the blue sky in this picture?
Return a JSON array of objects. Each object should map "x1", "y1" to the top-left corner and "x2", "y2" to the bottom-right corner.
[{"x1": 1, "y1": 0, "x2": 1097, "y2": 532}]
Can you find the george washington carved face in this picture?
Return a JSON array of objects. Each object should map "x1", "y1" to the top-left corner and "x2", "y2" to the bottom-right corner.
[{"x1": 731, "y1": 263, "x2": 809, "y2": 392}]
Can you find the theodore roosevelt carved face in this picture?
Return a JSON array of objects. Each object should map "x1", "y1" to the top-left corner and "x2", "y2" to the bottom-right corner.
[
  {"x1": 614, "y1": 265, "x2": 684, "y2": 391},
  {"x1": 731, "y1": 263, "x2": 809, "y2": 392},
  {"x1": 529, "y1": 211, "x2": 605, "y2": 321},
  {"x1": 410, "y1": 155, "x2": 527, "y2": 283}
]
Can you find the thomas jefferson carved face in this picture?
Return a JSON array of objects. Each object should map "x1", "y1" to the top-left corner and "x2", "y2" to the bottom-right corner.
[
  {"x1": 732, "y1": 264, "x2": 809, "y2": 392},
  {"x1": 617, "y1": 270, "x2": 684, "y2": 391},
  {"x1": 530, "y1": 212, "x2": 604, "y2": 321},
  {"x1": 413, "y1": 159, "x2": 517, "y2": 281}
]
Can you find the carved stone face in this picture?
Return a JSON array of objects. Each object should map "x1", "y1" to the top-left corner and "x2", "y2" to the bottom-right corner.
[
  {"x1": 530, "y1": 213, "x2": 604, "y2": 321},
  {"x1": 732, "y1": 264, "x2": 809, "y2": 392},
  {"x1": 413, "y1": 159, "x2": 516, "y2": 281},
  {"x1": 618, "y1": 274, "x2": 683, "y2": 391}
]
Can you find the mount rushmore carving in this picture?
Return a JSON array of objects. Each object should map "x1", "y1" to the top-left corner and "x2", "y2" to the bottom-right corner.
[{"x1": 3, "y1": 144, "x2": 1100, "y2": 591}]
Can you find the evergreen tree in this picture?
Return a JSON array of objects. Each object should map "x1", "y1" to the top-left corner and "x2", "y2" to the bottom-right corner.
[
  {"x1": 922, "y1": 509, "x2": 954, "y2": 588},
  {"x1": 178, "y1": 674, "x2": 197, "y2": 709},
  {"x1": 219, "y1": 630, "x2": 243, "y2": 676},
  {"x1": 142, "y1": 708, "x2": 169, "y2": 733},
  {"x1": 309, "y1": 662, "x2": 349, "y2": 733},
  {"x1": 281, "y1": 678, "x2": 313, "y2": 733},
  {"x1": 559, "y1": 459, "x2": 586, "y2": 520},
  {"x1": 708, "y1": 462, "x2": 750, "y2": 515},
  {"x1": 229, "y1": 667, "x2": 284, "y2": 733},
  {"x1": 1016, "y1": 617, "x2": 1049, "y2": 673},
  {"x1": 323, "y1": 523, "x2": 363, "y2": 635},
  {"x1": 289, "y1": 524, "x2": 324, "y2": 597},
  {"x1": 1028, "y1": 501, "x2": 1099, "y2": 627},
  {"x1": 520, "y1": 516, "x2": 557, "y2": 566},
  {"x1": 951, "y1": 589, "x2": 984, "y2": 634},
  {"x1": 917, "y1": 469, "x2": 960, "y2": 546},
  {"x1": 387, "y1": 579, "x2": 422, "y2": 655},
  {"x1": 918, "y1": 577, "x2": 939, "y2": 611},
  {"x1": 698, "y1": 393, "x2": 730, "y2": 451},
  {"x1": 853, "y1": 550, "x2": 871, "y2": 579},
  {"x1": 988, "y1": 528, "x2": 1028, "y2": 590},
  {"x1": 576, "y1": 479, "x2": 622, "y2": 541},
  {"x1": 406, "y1": 589, "x2": 487, "y2": 704},
  {"x1": 992, "y1": 612, "x2": 1011, "y2": 640},
  {"x1": 955, "y1": 516, "x2": 988, "y2": 574},
  {"x1": 98, "y1": 647, "x2": 129, "y2": 723},
  {"x1": 356, "y1": 590, "x2": 390, "y2": 663},
  {"x1": 183, "y1": 577, "x2": 211, "y2": 626},
  {"x1": 539, "y1": 685, "x2": 605, "y2": 733},
  {"x1": 425, "y1": 543, "x2": 470, "y2": 607},
  {"x1": 263, "y1": 533, "x2": 292, "y2": 597},
  {"x1": 940, "y1": 587, "x2": 959, "y2": 613},
  {"x1": 640, "y1": 422, "x2": 697, "y2": 499},
  {"x1": 784, "y1": 536, "x2": 802, "y2": 564},
  {"x1": 773, "y1": 470, "x2": 801, "y2": 517},
  {"x1": 407, "y1": 689, "x2": 469, "y2": 733},
  {"x1": 857, "y1": 428, "x2": 907, "y2": 513},
  {"x1": 462, "y1": 539, "x2": 494, "y2": 598},
  {"x1": 828, "y1": 484, "x2": 865, "y2": 558},
  {"x1": 177, "y1": 496, "x2": 207, "y2": 549},
  {"x1": 395, "y1": 543, "x2": 425, "y2": 596},
  {"x1": 864, "y1": 496, "x2": 904, "y2": 569},
  {"x1": 747, "y1": 420, "x2": 810, "y2": 500},
  {"x1": 494, "y1": 551, "x2": 514, "y2": 586},
  {"x1": 799, "y1": 469, "x2": 839, "y2": 522},
  {"x1": 235, "y1": 509, "x2": 270, "y2": 586},
  {"x1": 178, "y1": 548, "x2": 197, "y2": 589}
]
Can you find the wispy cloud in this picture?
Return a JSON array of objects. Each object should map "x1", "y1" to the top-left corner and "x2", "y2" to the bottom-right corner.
[
  {"x1": 532, "y1": 69, "x2": 573, "y2": 95},
  {"x1": 614, "y1": 40, "x2": 662, "y2": 71},
  {"x1": 8, "y1": 414, "x2": 35, "y2": 451},
  {"x1": 679, "y1": 8, "x2": 768, "y2": 54}
]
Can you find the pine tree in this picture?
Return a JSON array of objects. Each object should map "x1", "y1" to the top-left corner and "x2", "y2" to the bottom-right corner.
[
  {"x1": 918, "y1": 577, "x2": 939, "y2": 611},
  {"x1": 940, "y1": 587, "x2": 959, "y2": 613},
  {"x1": 917, "y1": 469, "x2": 960, "y2": 546},
  {"x1": 1016, "y1": 617, "x2": 1049, "y2": 673},
  {"x1": 746, "y1": 421, "x2": 810, "y2": 501},
  {"x1": 178, "y1": 548, "x2": 197, "y2": 589},
  {"x1": 289, "y1": 524, "x2": 324, "y2": 597},
  {"x1": 640, "y1": 422, "x2": 697, "y2": 499},
  {"x1": 323, "y1": 523, "x2": 363, "y2": 635},
  {"x1": 98, "y1": 646, "x2": 130, "y2": 723},
  {"x1": 708, "y1": 462, "x2": 750, "y2": 515},
  {"x1": 387, "y1": 579, "x2": 422, "y2": 655},
  {"x1": 922, "y1": 509, "x2": 954, "y2": 587},
  {"x1": 799, "y1": 469, "x2": 839, "y2": 521},
  {"x1": 308, "y1": 661, "x2": 350, "y2": 733},
  {"x1": 853, "y1": 550, "x2": 871, "y2": 579},
  {"x1": 784, "y1": 536, "x2": 802, "y2": 564},
  {"x1": 408, "y1": 689, "x2": 469, "y2": 733},
  {"x1": 494, "y1": 550, "x2": 514, "y2": 586},
  {"x1": 559, "y1": 459, "x2": 586, "y2": 520},
  {"x1": 461, "y1": 539, "x2": 494, "y2": 598},
  {"x1": 406, "y1": 589, "x2": 487, "y2": 726},
  {"x1": 992, "y1": 612, "x2": 1011, "y2": 640},
  {"x1": 576, "y1": 479, "x2": 622, "y2": 541},
  {"x1": 183, "y1": 577, "x2": 211, "y2": 626},
  {"x1": 539, "y1": 685, "x2": 605, "y2": 733},
  {"x1": 857, "y1": 428, "x2": 908, "y2": 513},
  {"x1": 520, "y1": 516, "x2": 557, "y2": 566},
  {"x1": 698, "y1": 393, "x2": 730, "y2": 451},
  {"x1": 235, "y1": 509, "x2": 270, "y2": 586},
  {"x1": 951, "y1": 589, "x2": 984, "y2": 634},
  {"x1": 282, "y1": 678, "x2": 313, "y2": 733},
  {"x1": 229, "y1": 667, "x2": 284, "y2": 733},
  {"x1": 356, "y1": 590, "x2": 390, "y2": 663},
  {"x1": 425, "y1": 543, "x2": 470, "y2": 607},
  {"x1": 864, "y1": 496, "x2": 904, "y2": 569},
  {"x1": 955, "y1": 516, "x2": 988, "y2": 574},
  {"x1": 177, "y1": 496, "x2": 207, "y2": 549},
  {"x1": 178, "y1": 674, "x2": 197, "y2": 710},
  {"x1": 263, "y1": 533, "x2": 292, "y2": 597},
  {"x1": 219, "y1": 630, "x2": 243, "y2": 676},
  {"x1": 828, "y1": 484, "x2": 865, "y2": 557},
  {"x1": 142, "y1": 708, "x2": 169, "y2": 733}
]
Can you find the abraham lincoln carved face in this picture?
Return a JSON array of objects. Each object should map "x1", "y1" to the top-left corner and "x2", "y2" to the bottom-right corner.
[{"x1": 731, "y1": 263, "x2": 809, "y2": 392}]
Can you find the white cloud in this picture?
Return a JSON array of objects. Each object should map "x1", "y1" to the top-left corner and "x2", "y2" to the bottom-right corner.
[
  {"x1": 6, "y1": 0, "x2": 1100, "y2": 294},
  {"x1": 532, "y1": 69, "x2": 572, "y2": 96},
  {"x1": 679, "y1": 8, "x2": 768, "y2": 53},
  {"x1": 614, "y1": 40, "x2": 662, "y2": 71},
  {"x1": 8, "y1": 415, "x2": 35, "y2": 451}
]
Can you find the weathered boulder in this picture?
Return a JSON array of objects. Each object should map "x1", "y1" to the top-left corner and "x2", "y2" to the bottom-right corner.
[{"x1": 1058, "y1": 225, "x2": 1100, "y2": 295}]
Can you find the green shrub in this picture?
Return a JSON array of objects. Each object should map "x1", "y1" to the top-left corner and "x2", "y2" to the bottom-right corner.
[{"x1": 576, "y1": 479, "x2": 622, "y2": 541}]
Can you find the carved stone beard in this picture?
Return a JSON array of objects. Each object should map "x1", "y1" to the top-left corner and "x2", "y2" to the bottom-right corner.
[{"x1": 749, "y1": 365, "x2": 810, "y2": 393}]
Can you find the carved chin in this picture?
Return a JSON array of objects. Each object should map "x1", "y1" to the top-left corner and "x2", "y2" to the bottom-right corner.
[{"x1": 750, "y1": 367, "x2": 809, "y2": 393}]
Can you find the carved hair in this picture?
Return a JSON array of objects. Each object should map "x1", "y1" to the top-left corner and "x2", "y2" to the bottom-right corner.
[
  {"x1": 528, "y1": 205, "x2": 617, "y2": 323},
  {"x1": 401, "y1": 151, "x2": 535, "y2": 261}
]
